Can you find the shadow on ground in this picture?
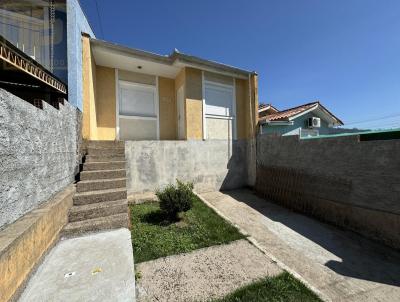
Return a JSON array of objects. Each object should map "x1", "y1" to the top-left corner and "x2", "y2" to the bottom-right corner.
[{"x1": 223, "y1": 190, "x2": 400, "y2": 287}]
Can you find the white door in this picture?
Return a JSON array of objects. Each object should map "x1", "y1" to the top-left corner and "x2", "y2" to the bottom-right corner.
[{"x1": 177, "y1": 85, "x2": 185, "y2": 139}]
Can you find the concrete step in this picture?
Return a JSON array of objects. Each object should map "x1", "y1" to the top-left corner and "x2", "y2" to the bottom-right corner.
[
  {"x1": 68, "y1": 199, "x2": 128, "y2": 222},
  {"x1": 87, "y1": 140, "x2": 125, "y2": 149},
  {"x1": 80, "y1": 169, "x2": 126, "y2": 181},
  {"x1": 73, "y1": 188, "x2": 127, "y2": 206},
  {"x1": 61, "y1": 213, "x2": 130, "y2": 238},
  {"x1": 85, "y1": 155, "x2": 126, "y2": 163},
  {"x1": 83, "y1": 161, "x2": 126, "y2": 171},
  {"x1": 87, "y1": 147, "x2": 125, "y2": 157},
  {"x1": 76, "y1": 178, "x2": 126, "y2": 193}
]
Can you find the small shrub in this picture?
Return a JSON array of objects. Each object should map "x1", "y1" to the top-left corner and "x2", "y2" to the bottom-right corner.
[{"x1": 156, "y1": 180, "x2": 194, "y2": 220}]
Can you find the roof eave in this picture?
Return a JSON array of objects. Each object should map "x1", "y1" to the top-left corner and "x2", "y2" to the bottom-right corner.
[{"x1": 90, "y1": 38, "x2": 256, "y2": 78}]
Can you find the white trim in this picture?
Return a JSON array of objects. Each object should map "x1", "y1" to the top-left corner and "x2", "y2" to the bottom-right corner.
[
  {"x1": 258, "y1": 105, "x2": 278, "y2": 113},
  {"x1": 264, "y1": 121, "x2": 294, "y2": 126},
  {"x1": 205, "y1": 114, "x2": 235, "y2": 120},
  {"x1": 155, "y1": 76, "x2": 160, "y2": 140},
  {"x1": 232, "y1": 79, "x2": 237, "y2": 140},
  {"x1": 119, "y1": 115, "x2": 157, "y2": 120},
  {"x1": 203, "y1": 79, "x2": 234, "y2": 90},
  {"x1": 202, "y1": 71, "x2": 206, "y2": 140},
  {"x1": 288, "y1": 104, "x2": 319, "y2": 121},
  {"x1": 176, "y1": 85, "x2": 185, "y2": 140},
  {"x1": 119, "y1": 80, "x2": 156, "y2": 89},
  {"x1": 115, "y1": 69, "x2": 119, "y2": 139}
]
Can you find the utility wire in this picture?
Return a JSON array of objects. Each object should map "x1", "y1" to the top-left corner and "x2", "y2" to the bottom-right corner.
[
  {"x1": 343, "y1": 112, "x2": 400, "y2": 126},
  {"x1": 94, "y1": 0, "x2": 105, "y2": 39}
]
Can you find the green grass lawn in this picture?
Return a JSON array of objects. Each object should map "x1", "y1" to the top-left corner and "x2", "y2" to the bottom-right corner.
[
  {"x1": 214, "y1": 272, "x2": 322, "y2": 302},
  {"x1": 130, "y1": 196, "x2": 245, "y2": 263}
]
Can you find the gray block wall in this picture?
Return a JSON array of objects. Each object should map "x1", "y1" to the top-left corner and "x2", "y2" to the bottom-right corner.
[
  {"x1": 0, "y1": 89, "x2": 81, "y2": 228},
  {"x1": 255, "y1": 134, "x2": 400, "y2": 249},
  {"x1": 125, "y1": 139, "x2": 253, "y2": 195}
]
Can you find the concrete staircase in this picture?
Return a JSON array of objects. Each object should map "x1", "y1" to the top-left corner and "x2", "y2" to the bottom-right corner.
[{"x1": 62, "y1": 141, "x2": 130, "y2": 237}]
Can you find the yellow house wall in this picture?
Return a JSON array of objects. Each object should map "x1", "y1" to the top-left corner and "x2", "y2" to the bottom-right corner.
[
  {"x1": 82, "y1": 38, "x2": 258, "y2": 141},
  {"x1": 81, "y1": 35, "x2": 97, "y2": 140},
  {"x1": 235, "y1": 78, "x2": 249, "y2": 140},
  {"x1": 159, "y1": 77, "x2": 177, "y2": 140},
  {"x1": 95, "y1": 66, "x2": 116, "y2": 140},
  {"x1": 184, "y1": 67, "x2": 203, "y2": 140}
]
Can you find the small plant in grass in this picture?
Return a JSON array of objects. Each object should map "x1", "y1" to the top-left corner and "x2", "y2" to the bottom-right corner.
[
  {"x1": 135, "y1": 270, "x2": 142, "y2": 281},
  {"x1": 156, "y1": 180, "x2": 194, "y2": 221}
]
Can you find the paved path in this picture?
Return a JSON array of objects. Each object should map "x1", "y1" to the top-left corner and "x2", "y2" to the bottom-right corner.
[
  {"x1": 136, "y1": 239, "x2": 282, "y2": 302},
  {"x1": 200, "y1": 190, "x2": 400, "y2": 302},
  {"x1": 19, "y1": 229, "x2": 135, "y2": 302}
]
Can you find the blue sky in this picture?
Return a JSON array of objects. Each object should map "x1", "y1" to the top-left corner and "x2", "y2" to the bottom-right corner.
[{"x1": 80, "y1": 0, "x2": 400, "y2": 129}]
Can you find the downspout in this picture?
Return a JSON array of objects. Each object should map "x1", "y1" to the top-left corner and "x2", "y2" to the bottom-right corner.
[{"x1": 248, "y1": 74, "x2": 256, "y2": 187}]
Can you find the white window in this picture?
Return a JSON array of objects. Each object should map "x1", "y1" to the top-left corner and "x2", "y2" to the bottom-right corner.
[
  {"x1": 117, "y1": 80, "x2": 159, "y2": 140},
  {"x1": 203, "y1": 78, "x2": 236, "y2": 140},
  {"x1": 119, "y1": 82, "x2": 156, "y2": 117},
  {"x1": 204, "y1": 81, "x2": 234, "y2": 117}
]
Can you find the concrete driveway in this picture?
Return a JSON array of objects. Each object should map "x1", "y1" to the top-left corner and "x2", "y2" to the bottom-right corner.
[{"x1": 199, "y1": 190, "x2": 400, "y2": 302}]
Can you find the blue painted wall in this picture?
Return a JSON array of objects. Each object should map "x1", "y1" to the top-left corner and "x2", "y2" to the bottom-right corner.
[
  {"x1": 67, "y1": 0, "x2": 94, "y2": 111},
  {"x1": 261, "y1": 112, "x2": 332, "y2": 137}
]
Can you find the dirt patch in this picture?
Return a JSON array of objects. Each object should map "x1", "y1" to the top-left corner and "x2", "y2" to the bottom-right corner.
[{"x1": 135, "y1": 239, "x2": 282, "y2": 302}]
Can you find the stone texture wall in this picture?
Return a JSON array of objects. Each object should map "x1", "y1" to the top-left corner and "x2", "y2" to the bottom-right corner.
[
  {"x1": 125, "y1": 139, "x2": 254, "y2": 195},
  {"x1": 255, "y1": 134, "x2": 400, "y2": 249},
  {"x1": 0, "y1": 89, "x2": 81, "y2": 228}
]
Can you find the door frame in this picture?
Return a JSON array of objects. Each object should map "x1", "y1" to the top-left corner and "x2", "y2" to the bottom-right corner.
[{"x1": 176, "y1": 84, "x2": 185, "y2": 140}]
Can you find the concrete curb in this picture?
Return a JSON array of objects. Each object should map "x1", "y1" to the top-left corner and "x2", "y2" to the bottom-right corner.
[{"x1": 194, "y1": 191, "x2": 330, "y2": 302}]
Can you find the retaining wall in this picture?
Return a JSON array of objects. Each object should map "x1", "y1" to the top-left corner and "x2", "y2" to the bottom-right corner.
[
  {"x1": 0, "y1": 185, "x2": 74, "y2": 302},
  {"x1": 0, "y1": 89, "x2": 81, "y2": 228},
  {"x1": 255, "y1": 134, "x2": 400, "y2": 249},
  {"x1": 125, "y1": 139, "x2": 255, "y2": 195}
]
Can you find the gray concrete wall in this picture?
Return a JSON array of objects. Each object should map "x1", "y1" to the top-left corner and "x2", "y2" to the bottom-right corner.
[
  {"x1": 0, "y1": 89, "x2": 81, "y2": 228},
  {"x1": 125, "y1": 139, "x2": 253, "y2": 195},
  {"x1": 255, "y1": 134, "x2": 400, "y2": 249}
]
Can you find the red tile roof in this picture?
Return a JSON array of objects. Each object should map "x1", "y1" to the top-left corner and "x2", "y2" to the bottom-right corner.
[
  {"x1": 259, "y1": 101, "x2": 344, "y2": 125},
  {"x1": 262, "y1": 102, "x2": 319, "y2": 121}
]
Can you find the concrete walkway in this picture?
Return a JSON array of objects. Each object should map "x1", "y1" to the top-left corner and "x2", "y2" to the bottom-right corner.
[
  {"x1": 200, "y1": 190, "x2": 400, "y2": 302},
  {"x1": 18, "y1": 229, "x2": 135, "y2": 302},
  {"x1": 136, "y1": 239, "x2": 282, "y2": 302}
]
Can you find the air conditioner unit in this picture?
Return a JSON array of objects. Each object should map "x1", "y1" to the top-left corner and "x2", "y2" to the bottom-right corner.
[{"x1": 307, "y1": 117, "x2": 321, "y2": 128}]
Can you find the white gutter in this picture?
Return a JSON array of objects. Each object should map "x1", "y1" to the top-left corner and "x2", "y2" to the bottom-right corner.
[{"x1": 261, "y1": 120, "x2": 294, "y2": 126}]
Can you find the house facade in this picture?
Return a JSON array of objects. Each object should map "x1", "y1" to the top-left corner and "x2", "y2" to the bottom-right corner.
[
  {"x1": 82, "y1": 36, "x2": 259, "y2": 141},
  {"x1": 259, "y1": 101, "x2": 344, "y2": 137}
]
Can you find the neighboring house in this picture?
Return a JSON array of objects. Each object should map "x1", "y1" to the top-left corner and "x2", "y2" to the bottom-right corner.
[
  {"x1": 258, "y1": 103, "x2": 279, "y2": 119},
  {"x1": 259, "y1": 101, "x2": 344, "y2": 137},
  {"x1": 82, "y1": 36, "x2": 259, "y2": 141},
  {"x1": 0, "y1": 0, "x2": 94, "y2": 109}
]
